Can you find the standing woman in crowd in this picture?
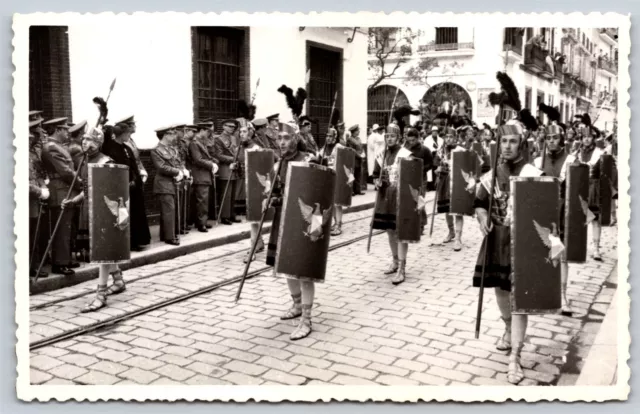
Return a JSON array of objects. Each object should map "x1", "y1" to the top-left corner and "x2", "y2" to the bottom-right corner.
[{"x1": 102, "y1": 122, "x2": 151, "y2": 252}]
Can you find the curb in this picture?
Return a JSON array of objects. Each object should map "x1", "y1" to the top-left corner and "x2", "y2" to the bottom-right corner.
[{"x1": 30, "y1": 201, "x2": 374, "y2": 295}]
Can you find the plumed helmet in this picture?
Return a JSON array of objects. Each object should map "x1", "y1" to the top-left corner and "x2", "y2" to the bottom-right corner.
[{"x1": 83, "y1": 127, "x2": 105, "y2": 146}]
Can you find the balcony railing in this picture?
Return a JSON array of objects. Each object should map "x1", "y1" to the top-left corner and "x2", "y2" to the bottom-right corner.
[
  {"x1": 523, "y1": 43, "x2": 554, "y2": 77},
  {"x1": 600, "y1": 28, "x2": 618, "y2": 42},
  {"x1": 565, "y1": 28, "x2": 578, "y2": 41},
  {"x1": 418, "y1": 42, "x2": 474, "y2": 52},
  {"x1": 597, "y1": 57, "x2": 618, "y2": 75}
]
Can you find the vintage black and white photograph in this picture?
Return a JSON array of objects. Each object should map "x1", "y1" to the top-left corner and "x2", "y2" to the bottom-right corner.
[{"x1": 14, "y1": 12, "x2": 630, "y2": 402}]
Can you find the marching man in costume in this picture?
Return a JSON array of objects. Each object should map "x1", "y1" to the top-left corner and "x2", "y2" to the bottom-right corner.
[
  {"x1": 371, "y1": 122, "x2": 413, "y2": 285},
  {"x1": 534, "y1": 107, "x2": 576, "y2": 315},
  {"x1": 62, "y1": 126, "x2": 127, "y2": 312},
  {"x1": 534, "y1": 124, "x2": 576, "y2": 314},
  {"x1": 435, "y1": 126, "x2": 467, "y2": 251},
  {"x1": 574, "y1": 114, "x2": 605, "y2": 261},
  {"x1": 267, "y1": 123, "x2": 318, "y2": 340},
  {"x1": 474, "y1": 119, "x2": 544, "y2": 385},
  {"x1": 318, "y1": 127, "x2": 347, "y2": 236}
]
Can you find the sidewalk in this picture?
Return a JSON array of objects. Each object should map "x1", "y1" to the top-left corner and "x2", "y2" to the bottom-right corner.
[{"x1": 30, "y1": 189, "x2": 377, "y2": 295}]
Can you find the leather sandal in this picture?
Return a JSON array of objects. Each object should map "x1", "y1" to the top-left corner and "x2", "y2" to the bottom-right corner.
[
  {"x1": 290, "y1": 317, "x2": 312, "y2": 341},
  {"x1": 106, "y1": 270, "x2": 126, "y2": 295},
  {"x1": 280, "y1": 307, "x2": 302, "y2": 320}
]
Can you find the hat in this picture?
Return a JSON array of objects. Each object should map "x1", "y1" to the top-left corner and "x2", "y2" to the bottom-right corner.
[
  {"x1": 69, "y1": 120, "x2": 87, "y2": 135},
  {"x1": 185, "y1": 124, "x2": 198, "y2": 130},
  {"x1": 498, "y1": 123, "x2": 525, "y2": 138},
  {"x1": 29, "y1": 110, "x2": 44, "y2": 127},
  {"x1": 83, "y1": 127, "x2": 105, "y2": 146},
  {"x1": 299, "y1": 115, "x2": 312, "y2": 127},
  {"x1": 197, "y1": 120, "x2": 214, "y2": 129},
  {"x1": 43, "y1": 117, "x2": 70, "y2": 129},
  {"x1": 172, "y1": 123, "x2": 186, "y2": 129},
  {"x1": 267, "y1": 114, "x2": 279, "y2": 122},
  {"x1": 348, "y1": 124, "x2": 360, "y2": 133},
  {"x1": 221, "y1": 119, "x2": 239, "y2": 129},
  {"x1": 279, "y1": 122, "x2": 298, "y2": 137},
  {"x1": 371, "y1": 124, "x2": 382, "y2": 131},
  {"x1": 386, "y1": 123, "x2": 401, "y2": 135},
  {"x1": 237, "y1": 118, "x2": 250, "y2": 128},
  {"x1": 431, "y1": 126, "x2": 439, "y2": 132},
  {"x1": 155, "y1": 125, "x2": 176, "y2": 137},
  {"x1": 546, "y1": 124, "x2": 563, "y2": 137},
  {"x1": 337, "y1": 121, "x2": 345, "y2": 128},
  {"x1": 115, "y1": 115, "x2": 135, "y2": 125},
  {"x1": 252, "y1": 118, "x2": 268, "y2": 128}
]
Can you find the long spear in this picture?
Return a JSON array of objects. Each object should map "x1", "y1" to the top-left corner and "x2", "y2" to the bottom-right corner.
[
  {"x1": 236, "y1": 157, "x2": 284, "y2": 302},
  {"x1": 34, "y1": 78, "x2": 116, "y2": 283},
  {"x1": 320, "y1": 91, "x2": 338, "y2": 165},
  {"x1": 366, "y1": 87, "x2": 399, "y2": 253},
  {"x1": 474, "y1": 102, "x2": 504, "y2": 339}
]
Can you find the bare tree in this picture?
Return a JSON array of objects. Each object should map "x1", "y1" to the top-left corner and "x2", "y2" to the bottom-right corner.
[{"x1": 368, "y1": 28, "x2": 422, "y2": 91}]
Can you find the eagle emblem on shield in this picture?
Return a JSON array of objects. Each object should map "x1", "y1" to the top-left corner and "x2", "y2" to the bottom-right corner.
[
  {"x1": 460, "y1": 169, "x2": 479, "y2": 194},
  {"x1": 298, "y1": 198, "x2": 332, "y2": 242},
  {"x1": 533, "y1": 220, "x2": 565, "y2": 267},
  {"x1": 104, "y1": 196, "x2": 130, "y2": 231},
  {"x1": 343, "y1": 165, "x2": 355, "y2": 185},
  {"x1": 408, "y1": 185, "x2": 426, "y2": 212}
]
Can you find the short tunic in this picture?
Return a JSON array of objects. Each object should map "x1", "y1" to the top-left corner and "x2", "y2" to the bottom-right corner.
[
  {"x1": 577, "y1": 146, "x2": 604, "y2": 219},
  {"x1": 472, "y1": 157, "x2": 543, "y2": 292},
  {"x1": 534, "y1": 148, "x2": 575, "y2": 241},
  {"x1": 371, "y1": 145, "x2": 411, "y2": 230},
  {"x1": 435, "y1": 145, "x2": 466, "y2": 214}
]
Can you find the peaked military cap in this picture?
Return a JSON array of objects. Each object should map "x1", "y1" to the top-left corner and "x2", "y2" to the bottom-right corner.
[
  {"x1": 348, "y1": 124, "x2": 360, "y2": 133},
  {"x1": 115, "y1": 115, "x2": 135, "y2": 125},
  {"x1": 266, "y1": 114, "x2": 279, "y2": 122},
  {"x1": 221, "y1": 119, "x2": 239, "y2": 129},
  {"x1": 155, "y1": 125, "x2": 176, "y2": 135},
  {"x1": 29, "y1": 110, "x2": 44, "y2": 128},
  {"x1": 69, "y1": 120, "x2": 88, "y2": 135},
  {"x1": 43, "y1": 117, "x2": 70, "y2": 129},
  {"x1": 252, "y1": 118, "x2": 268, "y2": 128}
]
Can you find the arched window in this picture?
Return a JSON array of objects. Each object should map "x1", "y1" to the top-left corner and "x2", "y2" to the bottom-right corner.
[
  {"x1": 367, "y1": 85, "x2": 410, "y2": 128},
  {"x1": 421, "y1": 82, "x2": 473, "y2": 125}
]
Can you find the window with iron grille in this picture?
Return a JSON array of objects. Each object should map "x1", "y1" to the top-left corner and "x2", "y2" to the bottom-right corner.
[
  {"x1": 192, "y1": 27, "x2": 246, "y2": 131},
  {"x1": 435, "y1": 28, "x2": 458, "y2": 50},
  {"x1": 367, "y1": 85, "x2": 409, "y2": 129}
]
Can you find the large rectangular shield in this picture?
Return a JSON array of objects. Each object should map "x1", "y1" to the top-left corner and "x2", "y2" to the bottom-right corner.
[
  {"x1": 471, "y1": 142, "x2": 483, "y2": 157},
  {"x1": 599, "y1": 154, "x2": 614, "y2": 226},
  {"x1": 511, "y1": 177, "x2": 561, "y2": 314},
  {"x1": 89, "y1": 164, "x2": 131, "y2": 263},
  {"x1": 396, "y1": 157, "x2": 423, "y2": 244},
  {"x1": 565, "y1": 164, "x2": 589, "y2": 263},
  {"x1": 450, "y1": 151, "x2": 480, "y2": 216},
  {"x1": 245, "y1": 149, "x2": 275, "y2": 223},
  {"x1": 333, "y1": 146, "x2": 355, "y2": 207},
  {"x1": 275, "y1": 163, "x2": 336, "y2": 283}
]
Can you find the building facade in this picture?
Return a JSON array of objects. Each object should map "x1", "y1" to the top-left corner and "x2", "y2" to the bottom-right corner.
[
  {"x1": 29, "y1": 24, "x2": 368, "y2": 222},
  {"x1": 30, "y1": 24, "x2": 368, "y2": 150},
  {"x1": 367, "y1": 26, "x2": 618, "y2": 131}
]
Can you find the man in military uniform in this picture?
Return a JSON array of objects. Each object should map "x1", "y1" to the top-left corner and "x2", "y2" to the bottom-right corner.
[
  {"x1": 265, "y1": 114, "x2": 281, "y2": 153},
  {"x1": 40, "y1": 117, "x2": 81, "y2": 275},
  {"x1": 151, "y1": 125, "x2": 184, "y2": 245},
  {"x1": 172, "y1": 124, "x2": 192, "y2": 234},
  {"x1": 346, "y1": 124, "x2": 364, "y2": 196},
  {"x1": 214, "y1": 119, "x2": 241, "y2": 225},
  {"x1": 29, "y1": 111, "x2": 50, "y2": 278},
  {"x1": 297, "y1": 116, "x2": 318, "y2": 154},
  {"x1": 189, "y1": 123, "x2": 219, "y2": 232}
]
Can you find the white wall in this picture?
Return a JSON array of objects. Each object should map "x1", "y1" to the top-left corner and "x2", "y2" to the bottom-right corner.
[
  {"x1": 69, "y1": 22, "x2": 194, "y2": 149},
  {"x1": 250, "y1": 27, "x2": 367, "y2": 131}
]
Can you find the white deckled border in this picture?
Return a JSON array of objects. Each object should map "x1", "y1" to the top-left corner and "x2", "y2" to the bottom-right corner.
[{"x1": 13, "y1": 11, "x2": 631, "y2": 403}]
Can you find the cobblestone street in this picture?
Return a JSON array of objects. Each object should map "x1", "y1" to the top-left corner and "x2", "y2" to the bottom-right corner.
[{"x1": 29, "y1": 205, "x2": 618, "y2": 386}]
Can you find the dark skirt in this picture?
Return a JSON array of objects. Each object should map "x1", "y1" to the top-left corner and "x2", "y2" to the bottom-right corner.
[
  {"x1": 77, "y1": 201, "x2": 90, "y2": 252},
  {"x1": 130, "y1": 184, "x2": 151, "y2": 247},
  {"x1": 266, "y1": 206, "x2": 282, "y2": 266},
  {"x1": 473, "y1": 225, "x2": 511, "y2": 292},
  {"x1": 436, "y1": 173, "x2": 450, "y2": 214},
  {"x1": 372, "y1": 184, "x2": 397, "y2": 230},
  {"x1": 588, "y1": 178, "x2": 601, "y2": 219}
]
